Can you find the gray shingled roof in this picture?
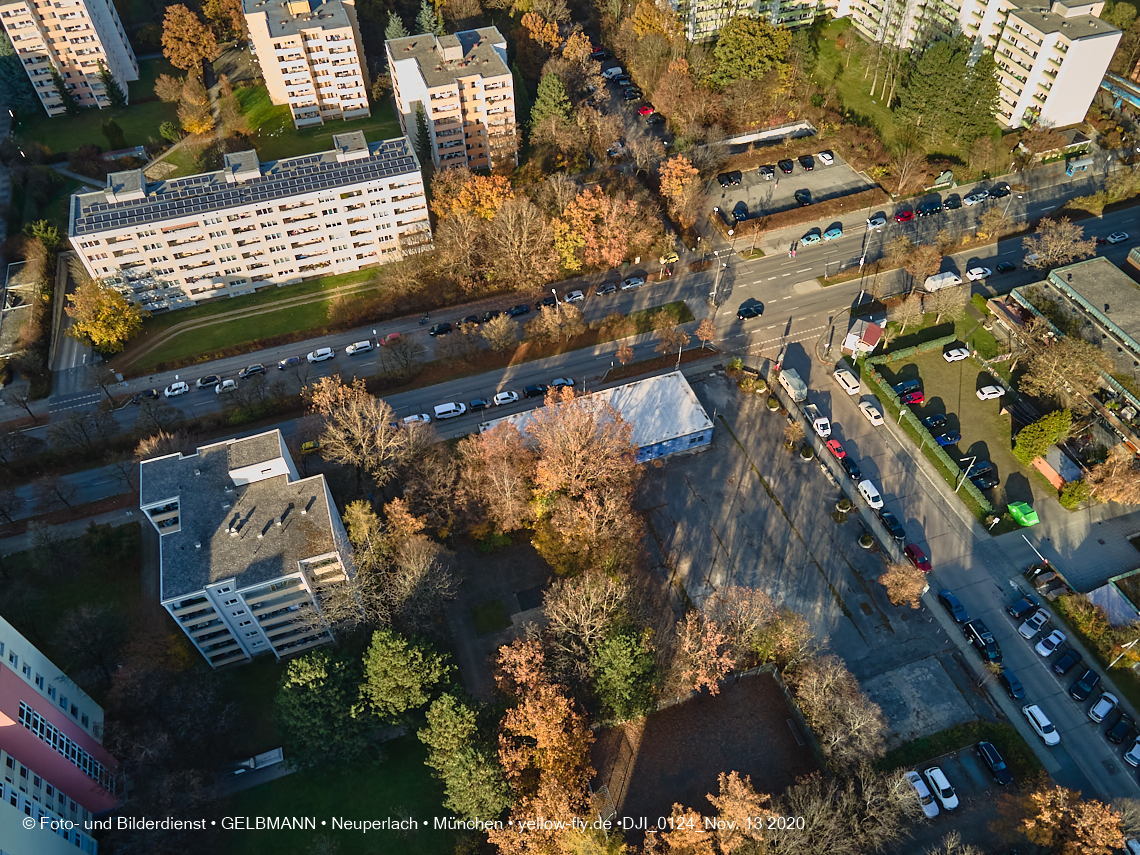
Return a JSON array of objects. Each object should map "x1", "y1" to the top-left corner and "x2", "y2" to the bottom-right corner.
[{"x1": 386, "y1": 27, "x2": 509, "y2": 89}]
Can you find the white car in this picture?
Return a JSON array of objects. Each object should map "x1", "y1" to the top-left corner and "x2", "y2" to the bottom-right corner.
[
  {"x1": 1108, "y1": 232, "x2": 1130, "y2": 244},
  {"x1": 1023, "y1": 704, "x2": 1061, "y2": 746},
  {"x1": 905, "y1": 771, "x2": 939, "y2": 819},
  {"x1": 976, "y1": 385, "x2": 1006, "y2": 401},
  {"x1": 922, "y1": 767, "x2": 959, "y2": 811},
  {"x1": 564, "y1": 290, "x2": 585, "y2": 303},
  {"x1": 966, "y1": 267, "x2": 992, "y2": 281},
  {"x1": 1017, "y1": 609, "x2": 1049, "y2": 639},
  {"x1": 859, "y1": 402, "x2": 884, "y2": 426},
  {"x1": 345, "y1": 340, "x2": 373, "y2": 355},
  {"x1": 1088, "y1": 692, "x2": 1119, "y2": 724},
  {"x1": 818, "y1": 151, "x2": 835, "y2": 166},
  {"x1": 215, "y1": 379, "x2": 238, "y2": 394},
  {"x1": 834, "y1": 369, "x2": 860, "y2": 395},
  {"x1": 307, "y1": 347, "x2": 335, "y2": 363},
  {"x1": 493, "y1": 391, "x2": 519, "y2": 405},
  {"x1": 1035, "y1": 629, "x2": 1066, "y2": 657},
  {"x1": 403, "y1": 414, "x2": 432, "y2": 426},
  {"x1": 943, "y1": 347, "x2": 969, "y2": 363},
  {"x1": 857, "y1": 479, "x2": 884, "y2": 509},
  {"x1": 164, "y1": 381, "x2": 189, "y2": 397},
  {"x1": 1126, "y1": 736, "x2": 1140, "y2": 767},
  {"x1": 963, "y1": 192, "x2": 988, "y2": 206},
  {"x1": 866, "y1": 214, "x2": 887, "y2": 230}
]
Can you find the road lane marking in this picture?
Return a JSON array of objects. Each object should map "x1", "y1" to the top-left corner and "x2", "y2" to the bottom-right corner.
[
  {"x1": 782, "y1": 273, "x2": 791, "y2": 276},
  {"x1": 797, "y1": 268, "x2": 812, "y2": 272}
]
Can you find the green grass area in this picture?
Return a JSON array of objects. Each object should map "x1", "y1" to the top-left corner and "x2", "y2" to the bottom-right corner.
[
  {"x1": 219, "y1": 658, "x2": 289, "y2": 755},
  {"x1": 876, "y1": 720, "x2": 1043, "y2": 784},
  {"x1": 470, "y1": 599, "x2": 511, "y2": 636},
  {"x1": 158, "y1": 145, "x2": 201, "y2": 180},
  {"x1": 129, "y1": 57, "x2": 178, "y2": 105},
  {"x1": 41, "y1": 178, "x2": 84, "y2": 231},
  {"x1": 17, "y1": 99, "x2": 176, "y2": 157},
  {"x1": 225, "y1": 737, "x2": 456, "y2": 855},
  {"x1": 236, "y1": 86, "x2": 402, "y2": 162},
  {"x1": 630, "y1": 300, "x2": 695, "y2": 333},
  {"x1": 812, "y1": 20, "x2": 899, "y2": 149}
]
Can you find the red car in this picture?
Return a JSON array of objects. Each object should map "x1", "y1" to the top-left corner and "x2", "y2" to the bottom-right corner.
[
  {"x1": 905, "y1": 544, "x2": 932, "y2": 573},
  {"x1": 637, "y1": 105, "x2": 655, "y2": 116},
  {"x1": 825, "y1": 439, "x2": 846, "y2": 459},
  {"x1": 902, "y1": 390, "x2": 925, "y2": 406},
  {"x1": 894, "y1": 209, "x2": 914, "y2": 223}
]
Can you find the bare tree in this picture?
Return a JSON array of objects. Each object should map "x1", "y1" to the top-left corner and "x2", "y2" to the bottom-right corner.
[
  {"x1": 526, "y1": 303, "x2": 586, "y2": 343},
  {"x1": 784, "y1": 420, "x2": 805, "y2": 449},
  {"x1": 3, "y1": 387, "x2": 38, "y2": 421},
  {"x1": 135, "y1": 429, "x2": 189, "y2": 459},
  {"x1": 457, "y1": 422, "x2": 536, "y2": 534},
  {"x1": 888, "y1": 293, "x2": 924, "y2": 334},
  {"x1": 787, "y1": 656, "x2": 887, "y2": 769},
  {"x1": 47, "y1": 408, "x2": 117, "y2": 453},
  {"x1": 877, "y1": 563, "x2": 927, "y2": 608},
  {"x1": 696, "y1": 318, "x2": 716, "y2": 350},
  {"x1": 33, "y1": 474, "x2": 77, "y2": 512},
  {"x1": 904, "y1": 245, "x2": 942, "y2": 288},
  {"x1": 0, "y1": 487, "x2": 26, "y2": 524},
  {"x1": 55, "y1": 603, "x2": 126, "y2": 684},
  {"x1": 929, "y1": 286, "x2": 968, "y2": 323},
  {"x1": 616, "y1": 342, "x2": 634, "y2": 365},
  {"x1": 1020, "y1": 336, "x2": 1111, "y2": 410},
  {"x1": 481, "y1": 314, "x2": 519, "y2": 352},
  {"x1": 306, "y1": 377, "x2": 407, "y2": 488},
  {"x1": 133, "y1": 397, "x2": 181, "y2": 437},
  {"x1": 1023, "y1": 217, "x2": 1097, "y2": 269},
  {"x1": 1089, "y1": 444, "x2": 1140, "y2": 504},
  {"x1": 542, "y1": 570, "x2": 629, "y2": 680},
  {"x1": 0, "y1": 427, "x2": 44, "y2": 468},
  {"x1": 655, "y1": 326, "x2": 690, "y2": 363},
  {"x1": 379, "y1": 335, "x2": 427, "y2": 377}
]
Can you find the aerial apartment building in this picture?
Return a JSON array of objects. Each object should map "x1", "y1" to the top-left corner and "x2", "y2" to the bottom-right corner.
[
  {"x1": 0, "y1": 0, "x2": 137, "y2": 116},
  {"x1": 386, "y1": 27, "x2": 517, "y2": 170},
  {"x1": 67, "y1": 131, "x2": 430, "y2": 309},
  {"x1": 244, "y1": 0, "x2": 370, "y2": 128},
  {"x1": 139, "y1": 430, "x2": 357, "y2": 670},
  {"x1": 0, "y1": 615, "x2": 118, "y2": 855}
]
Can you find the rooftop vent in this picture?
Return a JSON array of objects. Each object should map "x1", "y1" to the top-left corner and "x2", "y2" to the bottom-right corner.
[
  {"x1": 194, "y1": 468, "x2": 201, "y2": 475},
  {"x1": 194, "y1": 541, "x2": 202, "y2": 549},
  {"x1": 224, "y1": 485, "x2": 234, "y2": 493},
  {"x1": 276, "y1": 516, "x2": 284, "y2": 526}
]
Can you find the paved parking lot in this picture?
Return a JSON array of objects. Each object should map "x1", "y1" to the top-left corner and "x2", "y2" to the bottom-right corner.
[{"x1": 708, "y1": 152, "x2": 878, "y2": 220}]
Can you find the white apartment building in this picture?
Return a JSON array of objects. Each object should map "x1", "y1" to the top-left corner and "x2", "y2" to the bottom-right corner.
[
  {"x1": 139, "y1": 430, "x2": 357, "y2": 669},
  {"x1": 244, "y1": 0, "x2": 370, "y2": 128},
  {"x1": 0, "y1": 0, "x2": 137, "y2": 116},
  {"x1": 386, "y1": 27, "x2": 517, "y2": 170},
  {"x1": 67, "y1": 132, "x2": 431, "y2": 309}
]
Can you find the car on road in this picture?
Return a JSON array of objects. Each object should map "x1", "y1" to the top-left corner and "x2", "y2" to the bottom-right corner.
[
  {"x1": 551, "y1": 377, "x2": 575, "y2": 389},
  {"x1": 1069, "y1": 668, "x2": 1101, "y2": 702},
  {"x1": 818, "y1": 150, "x2": 834, "y2": 165},
  {"x1": 307, "y1": 347, "x2": 335, "y2": 363},
  {"x1": 215, "y1": 379, "x2": 237, "y2": 394},
  {"x1": 278, "y1": 356, "x2": 301, "y2": 369},
  {"x1": 1006, "y1": 593, "x2": 1039, "y2": 619},
  {"x1": 469, "y1": 398, "x2": 490, "y2": 412},
  {"x1": 938, "y1": 590, "x2": 969, "y2": 622},
  {"x1": 621, "y1": 89, "x2": 640, "y2": 101},
  {"x1": 637, "y1": 104, "x2": 655, "y2": 116},
  {"x1": 834, "y1": 369, "x2": 860, "y2": 395},
  {"x1": 536, "y1": 294, "x2": 558, "y2": 309},
  {"x1": 922, "y1": 413, "x2": 946, "y2": 430},
  {"x1": 524, "y1": 384, "x2": 549, "y2": 398},
  {"x1": 1108, "y1": 711, "x2": 1136, "y2": 744},
  {"x1": 901, "y1": 390, "x2": 925, "y2": 406},
  {"x1": 878, "y1": 510, "x2": 906, "y2": 541},
  {"x1": 238, "y1": 364, "x2": 265, "y2": 379},
  {"x1": 794, "y1": 188, "x2": 812, "y2": 206},
  {"x1": 976, "y1": 385, "x2": 1005, "y2": 400},
  {"x1": 132, "y1": 391, "x2": 157, "y2": 405},
  {"x1": 923, "y1": 767, "x2": 958, "y2": 811},
  {"x1": 597, "y1": 283, "x2": 618, "y2": 296},
  {"x1": 758, "y1": 165, "x2": 775, "y2": 179},
  {"x1": 988, "y1": 183, "x2": 1011, "y2": 199},
  {"x1": 1053, "y1": 649, "x2": 1082, "y2": 675},
  {"x1": 943, "y1": 347, "x2": 969, "y2": 362},
  {"x1": 905, "y1": 543, "x2": 932, "y2": 572},
  {"x1": 917, "y1": 201, "x2": 943, "y2": 217},
  {"x1": 1017, "y1": 610, "x2": 1049, "y2": 639},
  {"x1": 964, "y1": 619, "x2": 1002, "y2": 664},
  {"x1": 1036, "y1": 630, "x2": 1066, "y2": 656},
  {"x1": 164, "y1": 381, "x2": 189, "y2": 397},
  {"x1": 565, "y1": 289, "x2": 585, "y2": 303},
  {"x1": 841, "y1": 457, "x2": 862, "y2": 481},
  {"x1": 867, "y1": 214, "x2": 887, "y2": 230},
  {"x1": 1127, "y1": 737, "x2": 1140, "y2": 767},
  {"x1": 798, "y1": 155, "x2": 815, "y2": 171},
  {"x1": 964, "y1": 191, "x2": 988, "y2": 206},
  {"x1": 645, "y1": 112, "x2": 665, "y2": 125},
  {"x1": 996, "y1": 261, "x2": 1017, "y2": 273},
  {"x1": 859, "y1": 402, "x2": 884, "y2": 426},
  {"x1": 905, "y1": 771, "x2": 939, "y2": 819},
  {"x1": 660, "y1": 251, "x2": 679, "y2": 266},
  {"x1": 196, "y1": 375, "x2": 221, "y2": 389},
  {"x1": 800, "y1": 231, "x2": 822, "y2": 246},
  {"x1": 429, "y1": 323, "x2": 452, "y2": 336},
  {"x1": 966, "y1": 267, "x2": 992, "y2": 281},
  {"x1": 894, "y1": 209, "x2": 914, "y2": 223},
  {"x1": 345, "y1": 340, "x2": 373, "y2": 355},
  {"x1": 778, "y1": 159, "x2": 794, "y2": 174},
  {"x1": 1023, "y1": 704, "x2": 1061, "y2": 746},
  {"x1": 508, "y1": 304, "x2": 530, "y2": 316},
  {"x1": 999, "y1": 669, "x2": 1025, "y2": 700},
  {"x1": 493, "y1": 391, "x2": 519, "y2": 406},
  {"x1": 381, "y1": 332, "x2": 402, "y2": 346},
  {"x1": 716, "y1": 171, "x2": 740, "y2": 187},
  {"x1": 737, "y1": 304, "x2": 764, "y2": 320},
  {"x1": 823, "y1": 226, "x2": 843, "y2": 241},
  {"x1": 977, "y1": 741, "x2": 1013, "y2": 785},
  {"x1": 826, "y1": 439, "x2": 846, "y2": 458},
  {"x1": 857, "y1": 479, "x2": 884, "y2": 509},
  {"x1": 1089, "y1": 692, "x2": 1119, "y2": 723},
  {"x1": 935, "y1": 431, "x2": 961, "y2": 447},
  {"x1": 403, "y1": 414, "x2": 431, "y2": 426},
  {"x1": 620, "y1": 275, "x2": 645, "y2": 290},
  {"x1": 732, "y1": 201, "x2": 749, "y2": 222},
  {"x1": 944, "y1": 195, "x2": 962, "y2": 210},
  {"x1": 1108, "y1": 232, "x2": 1130, "y2": 244}
]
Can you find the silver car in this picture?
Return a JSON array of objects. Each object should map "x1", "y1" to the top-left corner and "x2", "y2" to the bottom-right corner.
[{"x1": 620, "y1": 276, "x2": 645, "y2": 290}]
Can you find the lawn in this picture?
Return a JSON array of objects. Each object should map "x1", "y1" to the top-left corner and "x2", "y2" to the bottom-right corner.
[
  {"x1": 470, "y1": 599, "x2": 511, "y2": 636},
  {"x1": 41, "y1": 177, "x2": 85, "y2": 231},
  {"x1": 236, "y1": 86, "x2": 402, "y2": 162},
  {"x1": 812, "y1": 20, "x2": 900, "y2": 149},
  {"x1": 224, "y1": 737, "x2": 456, "y2": 855},
  {"x1": 876, "y1": 720, "x2": 1042, "y2": 783}
]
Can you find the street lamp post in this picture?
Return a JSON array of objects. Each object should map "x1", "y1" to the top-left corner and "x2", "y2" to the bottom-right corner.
[
  {"x1": 956, "y1": 455, "x2": 977, "y2": 492},
  {"x1": 711, "y1": 261, "x2": 728, "y2": 307}
]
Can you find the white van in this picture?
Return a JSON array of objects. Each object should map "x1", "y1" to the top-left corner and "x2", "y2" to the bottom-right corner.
[
  {"x1": 345, "y1": 340, "x2": 373, "y2": 355},
  {"x1": 924, "y1": 272, "x2": 963, "y2": 292},
  {"x1": 433, "y1": 402, "x2": 468, "y2": 420},
  {"x1": 601, "y1": 66, "x2": 624, "y2": 80}
]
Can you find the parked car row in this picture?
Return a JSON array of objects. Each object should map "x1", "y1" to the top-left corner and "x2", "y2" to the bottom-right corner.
[
  {"x1": 865, "y1": 184, "x2": 1011, "y2": 234},
  {"x1": 390, "y1": 378, "x2": 578, "y2": 428}
]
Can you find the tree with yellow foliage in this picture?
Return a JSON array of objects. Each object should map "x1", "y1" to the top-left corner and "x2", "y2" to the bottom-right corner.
[
  {"x1": 430, "y1": 170, "x2": 514, "y2": 221},
  {"x1": 658, "y1": 155, "x2": 703, "y2": 228},
  {"x1": 65, "y1": 280, "x2": 144, "y2": 355}
]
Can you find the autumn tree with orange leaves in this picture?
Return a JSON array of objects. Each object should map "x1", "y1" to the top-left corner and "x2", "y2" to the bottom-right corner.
[
  {"x1": 457, "y1": 422, "x2": 537, "y2": 536},
  {"x1": 563, "y1": 186, "x2": 648, "y2": 269},
  {"x1": 671, "y1": 611, "x2": 735, "y2": 695},
  {"x1": 430, "y1": 169, "x2": 514, "y2": 221},
  {"x1": 645, "y1": 772, "x2": 772, "y2": 855},
  {"x1": 659, "y1": 155, "x2": 704, "y2": 229},
  {"x1": 1014, "y1": 781, "x2": 1124, "y2": 855}
]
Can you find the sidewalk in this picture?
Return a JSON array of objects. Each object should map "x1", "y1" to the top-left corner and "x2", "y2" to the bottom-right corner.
[{"x1": 0, "y1": 506, "x2": 139, "y2": 556}]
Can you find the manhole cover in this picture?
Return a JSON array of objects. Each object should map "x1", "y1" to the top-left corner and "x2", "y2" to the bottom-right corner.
[
  {"x1": 1099, "y1": 539, "x2": 1106, "y2": 545},
  {"x1": 1105, "y1": 759, "x2": 1120, "y2": 775},
  {"x1": 860, "y1": 602, "x2": 873, "y2": 615}
]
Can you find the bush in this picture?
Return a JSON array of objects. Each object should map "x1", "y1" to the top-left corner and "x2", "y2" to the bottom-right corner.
[
  {"x1": 1013, "y1": 410, "x2": 1071, "y2": 465},
  {"x1": 1059, "y1": 479, "x2": 1091, "y2": 509},
  {"x1": 1054, "y1": 594, "x2": 1114, "y2": 657},
  {"x1": 766, "y1": 395, "x2": 780, "y2": 410},
  {"x1": 476, "y1": 531, "x2": 513, "y2": 553},
  {"x1": 800, "y1": 445, "x2": 815, "y2": 460},
  {"x1": 971, "y1": 293, "x2": 992, "y2": 316},
  {"x1": 0, "y1": 357, "x2": 10, "y2": 388}
]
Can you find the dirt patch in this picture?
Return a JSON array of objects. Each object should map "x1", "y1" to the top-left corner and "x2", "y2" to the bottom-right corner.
[{"x1": 592, "y1": 673, "x2": 819, "y2": 831}]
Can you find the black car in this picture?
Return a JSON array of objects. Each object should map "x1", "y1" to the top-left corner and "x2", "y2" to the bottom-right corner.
[
  {"x1": 972, "y1": 472, "x2": 1000, "y2": 490},
  {"x1": 238, "y1": 364, "x2": 265, "y2": 379},
  {"x1": 645, "y1": 113, "x2": 665, "y2": 125},
  {"x1": 461, "y1": 315, "x2": 481, "y2": 326},
  {"x1": 508, "y1": 304, "x2": 530, "y2": 317},
  {"x1": 524, "y1": 384, "x2": 549, "y2": 398},
  {"x1": 894, "y1": 379, "x2": 921, "y2": 395},
  {"x1": 1069, "y1": 668, "x2": 1101, "y2": 701},
  {"x1": 964, "y1": 619, "x2": 1002, "y2": 664},
  {"x1": 917, "y1": 201, "x2": 943, "y2": 217},
  {"x1": 996, "y1": 261, "x2": 1017, "y2": 273},
  {"x1": 1108, "y1": 712, "x2": 1136, "y2": 744},
  {"x1": 536, "y1": 294, "x2": 557, "y2": 310},
  {"x1": 613, "y1": 74, "x2": 631, "y2": 86},
  {"x1": 965, "y1": 460, "x2": 993, "y2": 479},
  {"x1": 977, "y1": 741, "x2": 1013, "y2": 786},
  {"x1": 798, "y1": 155, "x2": 815, "y2": 171},
  {"x1": 878, "y1": 510, "x2": 906, "y2": 541},
  {"x1": 483, "y1": 309, "x2": 507, "y2": 323},
  {"x1": 938, "y1": 590, "x2": 969, "y2": 623},
  {"x1": 794, "y1": 188, "x2": 812, "y2": 206},
  {"x1": 622, "y1": 89, "x2": 640, "y2": 102},
  {"x1": 428, "y1": 323, "x2": 452, "y2": 336},
  {"x1": 469, "y1": 398, "x2": 491, "y2": 411},
  {"x1": 778, "y1": 159, "x2": 794, "y2": 174},
  {"x1": 717, "y1": 171, "x2": 742, "y2": 187},
  {"x1": 922, "y1": 413, "x2": 946, "y2": 431},
  {"x1": 944, "y1": 195, "x2": 963, "y2": 210},
  {"x1": 989, "y1": 183, "x2": 1011, "y2": 199},
  {"x1": 1005, "y1": 593, "x2": 1040, "y2": 619},
  {"x1": 597, "y1": 283, "x2": 618, "y2": 296},
  {"x1": 999, "y1": 669, "x2": 1025, "y2": 700},
  {"x1": 590, "y1": 48, "x2": 608, "y2": 60},
  {"x1": 132, "y1": 389, "x2": 159, "y2": 404},
  {"x1": 732, "y1": 201, "x2": 748, "y2": 222},
  {"x1": 737, "y1": 304, "x2": 764, "y2": 320},
  {"x1": 841, "y1": 456, "x2": 862, "y2": 481},
  {"x1": 1052, "y1": 649, "x2": 1082, "y2": 675}
]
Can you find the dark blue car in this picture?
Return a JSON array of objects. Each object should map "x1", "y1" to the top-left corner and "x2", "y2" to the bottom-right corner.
[{"x1": 936, "y1": 431, "x2": 961, "y2": 447}]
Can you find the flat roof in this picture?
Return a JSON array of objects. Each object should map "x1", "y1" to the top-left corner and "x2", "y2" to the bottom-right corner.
[
  {"x1": 1047, "y1": 256, "x2": 1140, "y2": 353},
  {"x1": 242, "y1": 0, "x2": 354, "y2": 36},
  {"x1": 386, "y1": 27, "x2": 509, "y2": 89},
  {"x1": 140, "y1": 432, "x2": 339, "y2": 600},
  {"x1": 1008, "y1": 5, "x2": 1118, "y2": 38},
  {"x1": 70, "y1": 135, "x2": 418, "y2": 237},
  {"x1": 480, "y1": 371, "x2": 713, "y2": 448}
]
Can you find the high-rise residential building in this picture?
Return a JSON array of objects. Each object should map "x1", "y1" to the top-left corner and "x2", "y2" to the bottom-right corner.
[
  {"x1": 1, "y1": 614, "x2": 119, "y2": 855},
  {"x1": 244, "y1": 0, "x2": 369, "y2": 128},
  {"x1": 139, "y1": 430, "x2": 357, "y2": 669},
  {"x1": 67, "y1": 132, "x2": 430, "y2": 309},
  {"x1": 386, "y1": 27, "x2": 517, "y2": 170},
  {"x1": 0, "y1": 0, "x2": 137, "y2": 117}
]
